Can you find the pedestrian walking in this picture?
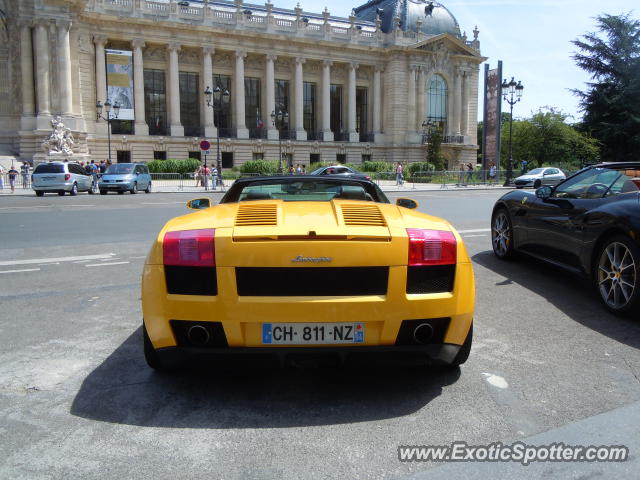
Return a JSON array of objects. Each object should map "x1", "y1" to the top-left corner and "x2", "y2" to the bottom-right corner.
[
  {"x1": 212, "y1": 166, "x2": 218, "y2": 189},
  {"x1": 0, "y1": 164, "x2": 5, "y2": 190},
  {"x1": 99, "y1": 160, "x2": 107, "y2": 174},
  {"x1": 202, "y1": 165, "x2": 210, "y2": 189},
  {"x1": 8, "y1": 164, "x2": 18, "y2": 193},
  {"x1": 488, "y1": 162, "x2": 497, "y2": 185},
  {"x1": 295, "y1": 164, "x2": 302, "y2": 175},
  {"x1": 194, "y1": 166, "x2": 202, "y2": 187},
  {"x1": 466, "y1": 163, "x2": 474, "y2": 185},
  {"x1": 20, "y1": 162, "x2": 30, "y2": 189},
  {"x1": 395, "y1": 162, "x2": 404, "y2": 186},
  {"x1": 89, "y1": 160, "x2": 98, "y2": 192},
  {"x1": 458, "y1": 163, "x2": 466, "y2": 186}
]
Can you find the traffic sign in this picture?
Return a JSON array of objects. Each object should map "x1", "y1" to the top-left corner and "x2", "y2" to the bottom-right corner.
[{"x1": 199, "y1": 140, "x2": 210, "y2": 151}]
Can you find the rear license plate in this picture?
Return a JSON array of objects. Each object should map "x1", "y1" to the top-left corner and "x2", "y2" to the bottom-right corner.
[{"x1": 262, "y1": 322, "x2": 365, "y2": 345}]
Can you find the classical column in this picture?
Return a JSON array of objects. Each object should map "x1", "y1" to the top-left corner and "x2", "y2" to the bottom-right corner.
[
  {"x1": 132, "y1": 39, "x2": 148, "y2": 135},
  {"x1": 461, "y1": 68, "x2": 471, "y2": 138},
  {"x1": 372, "y1": 66, "x2": 383, "y2": 143},
  {"x1": 417, "y1": 67, "x2": 426, "y2": 129},
  {"x1": 20, "y1": 22, "x2": 35, "y2": 127},
  {"x1": 321, "y1": 59, "x2": 333, "y2": 141},
  {"x1": 167, "y1": 42, "x2": 184, "y2": 137},
  {"x1": 34, "y1": 21, "x2": 51, "y2": 116},
  {"x1": 265, "y1": 54, "x2": 278, "y2": 140},
  {"x1": 93, "y1": 35, "x2": 107, "y2": 134},
  {"x1": 202, "y1": 45, "x2": 216, "y2": 138},
  {"x1": 453, "y1": 67, "x2": 462, "y2": 136},
  {"x1": 347, "y1": 62, "x2": 358, "y2": 143},
  {"x1": 56, "y1": 21, "x2": 73, "y2": 116},
  {"x1": 234, "y1": 50, "x2": 248, "y2": 139},
  {"x1": 294, "y1": 57, "x2": 306, "y2": 141},
  {"x1": 406, "y1": 65, "x2": 417, "y2": 135}
]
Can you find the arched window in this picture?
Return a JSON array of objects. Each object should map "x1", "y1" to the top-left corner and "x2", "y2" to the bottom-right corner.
[{"x1": 427, "y1": 74, "x2": 448, "y2": 130}]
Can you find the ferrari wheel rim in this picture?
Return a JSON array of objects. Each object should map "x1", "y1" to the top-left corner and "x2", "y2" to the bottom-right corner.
[
  {"x1": 598, "y1": 242, "x2": 636, "y2": 310},
  {"x1": 492, "y1": 212, "x2": 511, "y2": 256}
]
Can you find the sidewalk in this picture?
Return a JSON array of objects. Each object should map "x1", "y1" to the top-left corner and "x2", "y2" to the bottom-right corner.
[{"x1": 0, "y1": 180, "x2": 512, "y2": 197}]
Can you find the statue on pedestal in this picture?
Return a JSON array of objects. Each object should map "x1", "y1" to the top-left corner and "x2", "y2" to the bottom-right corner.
[{"x1": 42, "y1": 116, "x2": 75, "y2": 157}]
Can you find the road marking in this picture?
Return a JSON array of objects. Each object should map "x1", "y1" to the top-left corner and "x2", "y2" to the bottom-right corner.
[
  {"x1": 129, "y1": 256, "x2": 147, "y2": 259},
  {"x1": 0, "y1": 205, "x2": 52, "y2": 210},
  {"x1": 0, "y1": 253, "x2": 116, "y2": 267},
  {"x1": 85, "y1": 261, "x2": 130, "y2": 268},
  {"x1": 0, "y1": 268, "x2": 41, "y2": 274},
  {"x1": 142, "y1": 202, "x2": 184, "y2": 205},
  {"x1": 66, "y1": 204, "x2": 96, "y2": 207},
  {"x1": 37, "y1": 262, "x2": 60, "y2": 266},
  {"x1": 463, "y1": 234, "x2": 487, "y2": 238},
  {"x1": 457, "y1": 228, "x2": 491, "y2": 234}
]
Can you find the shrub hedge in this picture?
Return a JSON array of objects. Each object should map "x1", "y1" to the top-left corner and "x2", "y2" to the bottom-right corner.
[{"x1": 147, "y1": 158, "x2": 201, "y2": 174}]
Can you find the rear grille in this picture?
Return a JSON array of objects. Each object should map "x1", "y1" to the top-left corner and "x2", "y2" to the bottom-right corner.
[
  {"x1": 165, "y1": 266, "x2": 217, "y2": 295},
  {"x1": 340, "y1": 205, "x2": 386, "y2": 226},
  {"x1": 235, "y1": 204, "x2": 278, "y2": 226},
  {"x1": 406, "y1": 265, "x2": 455, "y2": 294},
  {"x1": 236, "y1": 267, "x2": 389, "y2": 296}
]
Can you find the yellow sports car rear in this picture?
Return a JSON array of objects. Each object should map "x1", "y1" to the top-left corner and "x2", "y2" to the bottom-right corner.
[{"x1": 141, "y1": 176, "x2": 474, "y2": 369}]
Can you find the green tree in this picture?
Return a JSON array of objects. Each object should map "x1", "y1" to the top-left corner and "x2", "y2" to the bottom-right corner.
[
  {"x1": 572, "y1": 13, "x2": 640, "y2": 162},
  {"x1": 426, "y1": 127, "x2": 445, "y2": 171}
]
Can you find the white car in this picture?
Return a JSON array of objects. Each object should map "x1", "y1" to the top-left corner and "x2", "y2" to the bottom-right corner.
[{"x1": 514, "y1": 167, "x2": 566, "y2": 189}]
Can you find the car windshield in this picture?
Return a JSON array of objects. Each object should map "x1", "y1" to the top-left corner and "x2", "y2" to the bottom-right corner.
[
  {"x1": 528, "y1": 168, "x2": 545, "y2": 175},
  {"x1": 222, "y1": 178, "x2": 389, "y2": 203},
  {"x1": 33, "y1": 164, "x2": 64, "y2": 174},
  {"x1": 554, "y1": 166, "x2": 639, "y2": 199},
  {"x1": 106, "y1": 164, "x2": 134, "y2": 174}
]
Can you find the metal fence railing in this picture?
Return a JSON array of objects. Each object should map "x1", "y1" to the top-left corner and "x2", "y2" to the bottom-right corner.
[{"x1": 0, "y1": 173, "x2": 31, "y2": 191}]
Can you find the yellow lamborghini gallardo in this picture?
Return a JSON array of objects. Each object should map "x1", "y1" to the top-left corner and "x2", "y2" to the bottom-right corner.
[{"x1": 141, "y1": 176, "x2": 475, "y2": 369}]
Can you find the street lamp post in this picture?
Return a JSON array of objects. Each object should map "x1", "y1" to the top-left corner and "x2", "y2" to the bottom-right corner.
[
  {"x1": 95, "y1": 99, "x2": 120, "y2": 164},
  {"x1": 270, "y1": 109, "x2": 289, "y2": 174},
  {"x1": 204, "y1": 85, "x2": 231, "y2": 189},
  {"x1": 501, "y1": 76, "x2": 524, "y2": 186}
]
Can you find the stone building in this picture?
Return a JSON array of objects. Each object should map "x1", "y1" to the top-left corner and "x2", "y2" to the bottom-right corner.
[{"x1": 0, "y1": 0, "x2": 485, "y2": 169}]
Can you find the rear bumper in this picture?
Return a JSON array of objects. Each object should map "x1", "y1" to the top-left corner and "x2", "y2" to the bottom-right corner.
[
  {"x1": 154, "y1": 343, "x2": 462, "y2": 369},
  {"x1": 32, "y1": 182, "x2": 73, "y2": 191}
]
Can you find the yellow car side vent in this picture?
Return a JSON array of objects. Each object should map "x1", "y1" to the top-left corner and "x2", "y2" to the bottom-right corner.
[
  {"x1": 341, "y1": 204, "x2": 387, "y2": 226},
  {"x1": 235, "y1": 204, "x2": 278, "y2": 226}
]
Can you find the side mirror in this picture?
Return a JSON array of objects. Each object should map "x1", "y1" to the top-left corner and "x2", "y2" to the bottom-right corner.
[
  {"x1": 396, "y1": 198, "x2": 419, "y2": 209},
  {"x1": 187, "y1": 198, "x2": 211, "y2": 210},
  {"x1": 535, "y1": 186, "x2": 553, "y2": 199}
]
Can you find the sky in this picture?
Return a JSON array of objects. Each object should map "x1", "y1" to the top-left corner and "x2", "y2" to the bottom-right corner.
[{"x1": 271, "y1": 0, "x2": 638, "y2": 123}]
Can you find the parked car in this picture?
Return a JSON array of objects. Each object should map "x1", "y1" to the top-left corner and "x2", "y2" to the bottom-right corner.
[
  {"x1": 98, "y1": 163, "x2": 152, "y2": 194},
  {"x1": 514, "y1": 167, "x2": 565, "y2": 189},
  {"x1": 32, "y1": 161, "x2": 93, "y2": 196},
  {"x1": 491, "y1": 162, "x2": 640, "y2": 316},
  {"x1": 309, "y1": 165, "x2": 371, "y2": 180},
  {"x1": 141, "y1": 175, "x2": 475, "y2": 370}
]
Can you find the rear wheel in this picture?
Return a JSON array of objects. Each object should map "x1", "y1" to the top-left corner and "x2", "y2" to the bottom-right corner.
[
  {"x1": 143, "y1": 323, "x2": 164, "y2": 370},
  {"x1": 492, "y1": 208, "x2": 515, "y2": 259},
  {"x1": 130, "y1": 182, "x2": 137, "y2": 194},
  {"x1": 57, "y1": 190, "x2": 65, "y2": 196},
  {"x1": 35, "y1": 190, "x2": 44, "y2": 197},
  {"x1": 595, "y1": 235, "x2": 640, "y2": 316},
  {"x1": 100, "y1": 190, "x2": 107, "y2": 195},
  {"x1": 533, "y1": 179, "x2": 541, "y2": 188},
  {"x1": 117, "y1": 190, "x2": 124, "y2": 195},
  {"x1": 70, "y1": 183, "x2": 78, "y2": 196}
]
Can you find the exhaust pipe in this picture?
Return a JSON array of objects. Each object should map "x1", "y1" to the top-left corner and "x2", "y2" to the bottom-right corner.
[
  {"x1": 187, "y1": 325, "x2": 210, "y2": 346},
  {"x1": 413, "y1": 323, "x2": 434, "y2": 344}
]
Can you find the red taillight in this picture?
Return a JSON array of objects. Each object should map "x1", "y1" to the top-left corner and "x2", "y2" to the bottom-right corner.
[
  {"x1": 407, "y1": 229, "x2": 457, "y2": 266},
  {"x1": 163, "y1": 229, "x2": 215, "y2": 267},
  {"x1": 64, "y1": 174, "x2": 71, "y2": 181}
]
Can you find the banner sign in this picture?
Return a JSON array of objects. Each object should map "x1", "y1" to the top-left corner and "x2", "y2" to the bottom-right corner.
[
  {"x1": 482, "y1": 61, "x2": 502, "y2": 170},
  {"x1": 106, "y1": 49, "x2": 134, "y2": 120}
]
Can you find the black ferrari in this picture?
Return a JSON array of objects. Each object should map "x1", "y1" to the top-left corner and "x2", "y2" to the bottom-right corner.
[{"x1": 491, "y1": 162, "x2": 640, "y2": 316}]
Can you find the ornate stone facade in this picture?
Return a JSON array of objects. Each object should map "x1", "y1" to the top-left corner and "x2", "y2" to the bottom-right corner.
[{"x1": 1, "y1": 0, "x2": 485, "y2": 169}]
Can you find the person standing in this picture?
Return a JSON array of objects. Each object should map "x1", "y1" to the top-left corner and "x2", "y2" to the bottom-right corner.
[
  {"x1": 211, "y1": 166, "x2": 218, "y2": 189},
  {"x1": 194, "y1": 166, "x2": 202, "y2": 187},
  {"x1": 521, "y1": 159, "x2": 528, "y2": 174},
  {"x1": 202, "y1": 164, "x2": 210, "y2": 189},
  {"x1": 0, "y1": 164, "x2": 5, "y2": 190},
  {"x1": 466, "y1": 163, "x2": 474, "y2": 185},
  {"x1": 395, "y1": 162, "x2": 404, "y2": 186},
  {"x1": 8, "y1": 164, "x2": 18, "y2": 193},
  {"x1": 20, "y1": 162, "x2": 30, "y2": 189},
  {"x1": 458, "y1": 163, "x2": 466, "y2": 186},
  {"x1": 89, "y1": 160, "x2": 98, "y2": 191},
  {"x1": 488, "y1": 162, "x2": 497, "y2": 185}
]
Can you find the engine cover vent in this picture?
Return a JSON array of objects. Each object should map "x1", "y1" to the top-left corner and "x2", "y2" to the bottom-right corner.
[
  {"x1": 341, "y1": 204, "x2": 387, "y2": 226},
  {"x1": 235, "y1": 204, "x2": 278, "y2": 226}
]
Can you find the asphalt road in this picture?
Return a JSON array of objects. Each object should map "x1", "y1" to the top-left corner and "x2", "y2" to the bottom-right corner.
[{"x1": 1, "y1": 190, "x2": 639, "y2": 479}]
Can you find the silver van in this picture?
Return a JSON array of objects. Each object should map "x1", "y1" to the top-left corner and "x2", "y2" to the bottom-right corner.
[
  {"x1": 32, "y1": 162, "x2": 93, "y2": 196},
  {"x1": 98, "y1": 163, "x2": 152, "y2": 194}
]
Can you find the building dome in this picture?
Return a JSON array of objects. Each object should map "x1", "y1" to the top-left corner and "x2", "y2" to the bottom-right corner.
[{"x1": 354, "y1": 0, "x2": 461, "y2": 37}]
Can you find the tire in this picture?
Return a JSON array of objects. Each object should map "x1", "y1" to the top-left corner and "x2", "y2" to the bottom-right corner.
[
  {"x1": 58, "y1": 190, "x2": 65, "y2": 196},
  {"x1": 595, "y1": 235, "x2": 640, "y2": 316},
  {"x1": 533, "y1": 179, "x2": 541, "y2": 189},
  {"x1": 117, "y1": 190, "x2": 124, "y2": 195},
  {"x1": 70, "y1": 183, "x2": 78, "y2": 196},
  {"x1": 35, "y1": 190, "x2": 44, "y2": 197},
  {"x1": 143, "y1": 323, "x2": 164, "y2": 370},
  {"x1": 88, "y1": 186, "x2": 94, "y2": 194},
  {"x1": 492, "y1": 208, "x2": 515, "y2": 259},
  {"x1": 515, "y1": 186, "x2": 523, "y2": 189},
  {"x1": 130, "y1": 182, "x2": 137, "y2": 194},
  {"x1": 145, "y1": 181, "x2": 152, "y2": 194},
  {"x1": 449, "y1": 324, "x2": 473, "y2": 367},
  {"x1": 100, "y1": 190, "x2": 107, "y2": 195}
]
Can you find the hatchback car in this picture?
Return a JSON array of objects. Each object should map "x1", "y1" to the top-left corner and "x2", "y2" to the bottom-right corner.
[
  {"x1": 309, "y1": 165, "x2": 371, "y2": 180},
  {"x1": 32, "y1": 161, "x2": 93, "y2": 196},
  {"x1": 98, "y1": 163, "x2": 152, "y2": 194},
  {"x1": 514, "y1": 167, "x2": 565, "y2": 189},
  {"x1": 141, "y1": 176, "x2": 475, "y2": 370}
]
